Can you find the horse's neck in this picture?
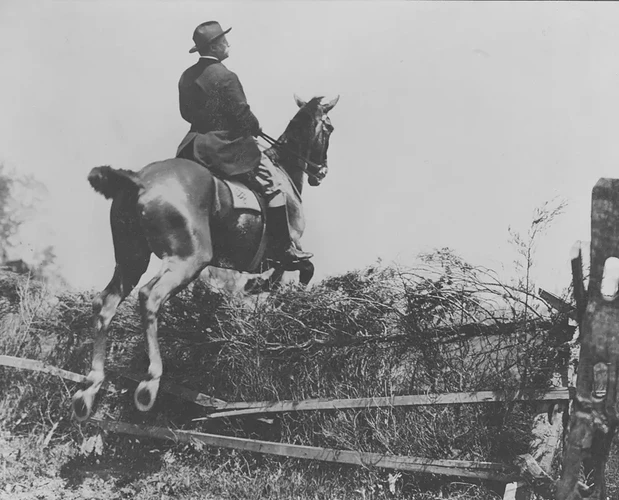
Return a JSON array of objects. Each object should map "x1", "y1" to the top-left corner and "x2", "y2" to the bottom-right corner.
[{"x1": 267, "y1": 137, "x2": 304, "y2": 196}]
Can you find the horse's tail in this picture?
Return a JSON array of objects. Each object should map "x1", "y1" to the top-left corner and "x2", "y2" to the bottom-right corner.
[{"x1": 87, "y1": 165, "x2": 143, "y2": 200}]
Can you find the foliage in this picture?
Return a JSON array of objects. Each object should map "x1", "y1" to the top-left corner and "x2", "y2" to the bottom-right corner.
[
  {"x1": 0, "y1": 164, "x2": 66, "y2": 287},
  {"x1": 0, "y1": 163, "x2": 46, "y2": 262},
  {"x1": 508, "y1": 197, "x2": 568, "y2": 320}
]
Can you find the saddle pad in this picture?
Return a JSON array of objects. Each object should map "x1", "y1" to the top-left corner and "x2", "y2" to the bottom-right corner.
[{"x1": 223, "y1": 179, "x2": 262, "y2": 213}]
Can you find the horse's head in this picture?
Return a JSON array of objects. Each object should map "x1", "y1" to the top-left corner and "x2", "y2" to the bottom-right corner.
[{"x1": 284, "y1": 94, "x2": 339, "y2": 187}]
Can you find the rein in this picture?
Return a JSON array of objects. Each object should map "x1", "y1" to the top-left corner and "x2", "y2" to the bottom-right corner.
[{"x1": 259, "y1": 131, "x2": 325, "y2": 179}]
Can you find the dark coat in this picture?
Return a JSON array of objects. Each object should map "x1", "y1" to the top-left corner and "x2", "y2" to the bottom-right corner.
[{"x1": 176, "y1": 58, "x2": 262, "y2": 176}]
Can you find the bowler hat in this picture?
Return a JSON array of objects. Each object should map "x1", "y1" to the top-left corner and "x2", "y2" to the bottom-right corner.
[{"x1": 189, "y1": 21, "x2": 231, "y2": 53}]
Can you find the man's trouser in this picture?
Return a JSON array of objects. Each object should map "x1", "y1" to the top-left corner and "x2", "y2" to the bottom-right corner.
[{"x1": 240, "y1": 154, "x2": 312, "y2": 263}]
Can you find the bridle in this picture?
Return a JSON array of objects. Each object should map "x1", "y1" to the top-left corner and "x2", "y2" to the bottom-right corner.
[{"x1": 259, "y1": 119, "x2": 329, "y2": 183}]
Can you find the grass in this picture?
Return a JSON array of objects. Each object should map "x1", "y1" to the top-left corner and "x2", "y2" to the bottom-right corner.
[{"x1": 0, "y1": 254, "x2": 593, "y2": 499}]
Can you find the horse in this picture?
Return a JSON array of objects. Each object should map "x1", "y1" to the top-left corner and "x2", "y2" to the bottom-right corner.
[{"x1": 72, "y1": 94, "x2": 338, "y2": 421}]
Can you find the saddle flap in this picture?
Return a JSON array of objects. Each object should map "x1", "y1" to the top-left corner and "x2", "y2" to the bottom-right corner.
[{"x1": 223, "y1": 179, "x2": 262, "y2": 213}]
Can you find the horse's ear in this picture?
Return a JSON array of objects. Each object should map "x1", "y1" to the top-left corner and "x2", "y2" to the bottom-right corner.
[
  {"x1": 323, "y1": 95, "x2": 340, "y2": 113},
  {"x1": 294, "y1": 94, "x2": 306, "y2": 108}
]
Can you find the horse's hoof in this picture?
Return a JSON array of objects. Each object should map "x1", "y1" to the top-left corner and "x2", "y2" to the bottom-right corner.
[
  {"x1": 72, "y1": 390, "x2": 92, "y2": 422},
  {"x1": 134, "y1": 379, "x2": 159, "y2": 412}
]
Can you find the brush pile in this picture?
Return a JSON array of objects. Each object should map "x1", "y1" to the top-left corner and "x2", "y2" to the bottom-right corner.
[{"x1": 0, "y1": 249, "x2": 572, "y2": 474}]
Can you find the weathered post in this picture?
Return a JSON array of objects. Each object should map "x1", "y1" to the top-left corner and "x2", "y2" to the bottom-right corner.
[{"x1": 557, "y1": 178, "x2": 619, "y2": 500}]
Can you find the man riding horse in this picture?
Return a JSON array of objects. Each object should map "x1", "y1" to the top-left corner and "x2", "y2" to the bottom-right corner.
[
  {"x1": 72, "y1": 22, "x2": 338, "y2": 421},
  {"x1": 176, "y1": 21, "x2": 312, "y2": 264}
]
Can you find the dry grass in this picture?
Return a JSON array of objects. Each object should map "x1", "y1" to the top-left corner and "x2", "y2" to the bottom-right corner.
[{"x1": 0, "y1": 253, "x2": 581, "y2": 498}]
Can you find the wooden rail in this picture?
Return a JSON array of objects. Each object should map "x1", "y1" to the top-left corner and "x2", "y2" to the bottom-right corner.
[
  {"x1": 107, "y1": 369, "x2": 225, "y2": 408},
  {"x1": 0, "y1": 355, "x2": 224, "y2": 407},
  {"x1": 0, "y1": 354, "x2": 92, "y2": 385},
  {"x1": 198, "y1": 388, "x2": 572, "y2": 420},
  {"x1": 0, "y1": 352, "x2": 572, "y2": 490},
  {"x1": 90, "y1": 417, "x2": 519, "y2": 482}
]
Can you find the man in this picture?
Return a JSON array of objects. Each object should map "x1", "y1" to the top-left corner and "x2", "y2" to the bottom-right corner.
[{"x1": 176, "y1": 21, "x2": 312, "y2": 264}]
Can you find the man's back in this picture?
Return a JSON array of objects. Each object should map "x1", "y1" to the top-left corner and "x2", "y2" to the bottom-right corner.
[{"x1": 178, "y1": 58, "x2": 259, "y2": 139}]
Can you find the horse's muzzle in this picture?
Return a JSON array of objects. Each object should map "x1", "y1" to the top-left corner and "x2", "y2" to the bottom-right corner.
[{"x1": 308, "y1": 164, "x2": 328, "y2": 186}]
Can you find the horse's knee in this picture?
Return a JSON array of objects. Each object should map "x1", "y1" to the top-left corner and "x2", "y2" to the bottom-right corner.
[{"x1": 94, "y1": 296, "x2": 119, "y2": 332}]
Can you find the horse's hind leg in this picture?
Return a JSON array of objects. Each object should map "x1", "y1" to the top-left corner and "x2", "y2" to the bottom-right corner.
[
  {"x1": 134, "y1": 255, "x2": 208, "y2": 412},
  {"x1": 73, "y1": 192, "x2": 150, "y2": 421},
  {"x1": 72, "y1": 257, "x2": 148, "y2": 421}
]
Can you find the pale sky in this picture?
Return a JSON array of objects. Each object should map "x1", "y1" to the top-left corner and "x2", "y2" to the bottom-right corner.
[{"x1": 1, "y1": 1, "x2": 618, "y2": 294}]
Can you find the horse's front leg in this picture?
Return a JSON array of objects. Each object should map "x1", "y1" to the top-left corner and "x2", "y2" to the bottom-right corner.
[{"x1": 297, "y1": 259, "x2": 314, "y2": 287}]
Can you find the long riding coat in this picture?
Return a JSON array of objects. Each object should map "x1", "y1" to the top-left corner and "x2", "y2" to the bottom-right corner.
[{"x1": 176, "y1": 58, "x2": 262, "y2": 176}]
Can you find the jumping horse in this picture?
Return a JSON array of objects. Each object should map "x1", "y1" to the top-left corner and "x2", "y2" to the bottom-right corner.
[{"x1": 72, "y1": 94, "x2": 338, "y2": 421}]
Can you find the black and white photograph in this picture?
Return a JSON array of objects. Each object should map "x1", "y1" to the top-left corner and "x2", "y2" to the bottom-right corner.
[{"x1": 1, "y1": 1, "x2": 619, "y2": 498}]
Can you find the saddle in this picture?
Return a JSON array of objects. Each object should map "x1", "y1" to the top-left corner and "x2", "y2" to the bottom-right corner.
[
  {"x1": 210, "y1": 165, "x2": 308, "y2": 272},
  {"x1": 222, "y1": 178, "x2": 264, "y2": 213},
  {"x1": 213, "y1": 177, "x2": 269, "y2": 272}
]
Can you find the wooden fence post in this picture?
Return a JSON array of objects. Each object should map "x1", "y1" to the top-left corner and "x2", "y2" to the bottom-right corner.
[{"x1": 557, "y1": 178, "x2": 619, "y2": 500}]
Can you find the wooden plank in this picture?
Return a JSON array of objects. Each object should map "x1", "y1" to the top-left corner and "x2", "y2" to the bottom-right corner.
[
  {"x1": 160, "y1": 380, "x2": 224, "y2": 408},
  {"x1": 91, "y1": 418, "x2": 519, "y2": 482},
  {"x1": 0, "y1": 355, "x2": 272, "y2": 425},
  {"x1": 534, "y1": 402, "x2": 565, "y2": 474},
  {"x1": 570, "y1": 241, "x2": 587, "y2": 325},
  {"x1": 107, "y1": 369, "x2": 225, "y2": 408},
  {"x1": 0, "y1": 356, "x2": 224, "y2": 408},
  {"x1": 197, "y1": 388, "x2": 572, "y2": 420},
  {"x1": 515, "y1": 454, "x2": 554, "y2": 499},
  {"x1": 0, "y1": 354, "x2": 90, "y2": 385},
  {"x1": 538, "y1": 288, "x2": 575, "y2": 316},
  {"x1": 503, "y1": 481, "x2": 532, "y2": 500}
]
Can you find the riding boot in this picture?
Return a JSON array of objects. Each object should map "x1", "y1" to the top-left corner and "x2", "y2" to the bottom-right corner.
[{"x1": 268, "y1": 205, "x2": 313, "y2": 263}]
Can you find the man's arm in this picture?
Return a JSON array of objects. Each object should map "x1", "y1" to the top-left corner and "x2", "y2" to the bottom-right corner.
[
  {"x1": 178, "y1": 76, "x2": 200, "y2": 125},
  {"x1": 221, "y1": 72, "x2": 261, "y2": 137}
]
